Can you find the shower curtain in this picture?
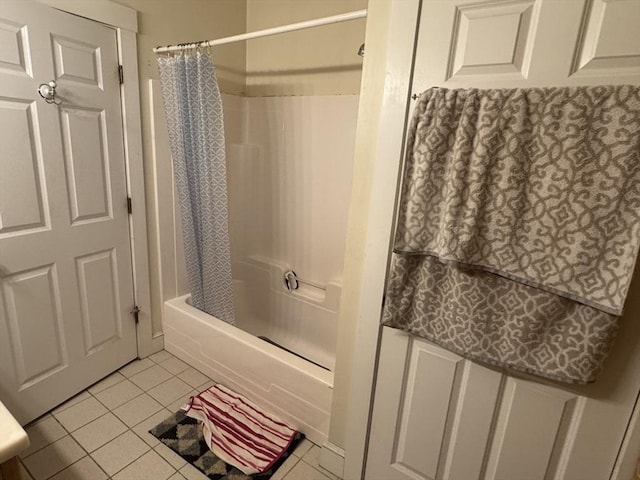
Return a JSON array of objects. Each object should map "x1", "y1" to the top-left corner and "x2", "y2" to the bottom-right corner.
[{"x1": 157, "y1": 49, "x2": 235, "y2": 325}]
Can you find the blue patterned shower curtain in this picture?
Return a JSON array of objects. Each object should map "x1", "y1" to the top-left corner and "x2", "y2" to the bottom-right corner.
[{"x1": 156, "y1": 49, "x2": 235, "y2": 325}]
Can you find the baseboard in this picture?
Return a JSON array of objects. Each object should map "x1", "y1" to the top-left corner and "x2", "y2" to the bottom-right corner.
[{"x1": 319, "y1": 442, "x2": 345, "y2": 479}]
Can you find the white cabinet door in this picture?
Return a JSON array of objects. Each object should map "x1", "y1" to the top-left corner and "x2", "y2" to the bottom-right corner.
[
  {"x1": 0, "y1": 0, "x2": 137, "y2": 424},
  {"x1": 366, "y1": 0, "x2": 640, "y2": 479}
]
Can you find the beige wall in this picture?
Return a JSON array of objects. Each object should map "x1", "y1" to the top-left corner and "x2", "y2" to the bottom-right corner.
[
  {"x1": 113, "y1": 0, "x2": 247, "y2": 335},
  {"x1": 115, "y1": 0, "x2": 246, "y2": 94},
  {"x1": 246, "y1": 0, "x2": 367, "y2": 96}
]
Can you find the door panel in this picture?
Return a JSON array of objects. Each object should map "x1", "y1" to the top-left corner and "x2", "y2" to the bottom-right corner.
[
  {"x1": 572, "y1": 0, "x2": 640, "y2": 77},
  {"x1": 447, "y1": 0, "x2": 538, "y2": 81},
  {"x1": 75, "y1": 248, "x2": 124, "y2": 355},
  {"x1": 392, "y1": 342, "x2": 505, "y2": 480},
  {"x1": 483, "y1": 378, "x2": 582, "y2": 480},
  {"x1": 2, "y1": 265, "x2": 67, "y2": 387},
  {"x1": 0, "y1": 98, "x2": 48, "y2": 234},
  {"x1": 0, "y1": 17, "x2": 31, "y2": 76},
  {"x1": 395, "y1": 344, "x2": 463, "y2": 478},
  {"x1": 60, "y1": 105, "x2": 112, "y2": 224},
  {"x1": 0, "y1": 0, "x2": 136, "y2": 424},
  {"x1": 52, "y1": 34, "x2": 104, "y2": 87},
  {"x1": 366, "y1": 0, "x2": 640, "y2": 478}
]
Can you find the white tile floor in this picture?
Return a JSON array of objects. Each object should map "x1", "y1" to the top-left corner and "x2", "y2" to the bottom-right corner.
[{"x1": 16, "y1": 351, "x2": 339, "y2": 480}]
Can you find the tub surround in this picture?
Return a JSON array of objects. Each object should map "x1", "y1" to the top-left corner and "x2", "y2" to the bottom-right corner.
[
  {"x1": 151, "y1": 88, "x2": 358, "y2": 450},
  {"x1": 164, "y1": 295, "x2": 333, "y2": 445},
  {"x1": 232, "y1": 255, "x2": 342, "y2": 371}
]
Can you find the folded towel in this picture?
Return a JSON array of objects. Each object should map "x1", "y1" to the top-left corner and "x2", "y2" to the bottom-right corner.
[
  {"x1": 394, "y1": 86, "x2": 640, "y2": 315},
  {"x1": 383, "y1": 86, "x2": 640, "y2": 383},
  {"x1": 382, "y1": 255, "x2": 620, "y2": 383},
  {"x1": 186, "y1": 384, "x2": 298, "y2": 475}
]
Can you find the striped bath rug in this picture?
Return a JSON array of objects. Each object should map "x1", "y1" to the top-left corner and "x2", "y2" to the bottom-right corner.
[{"x1": 149, "y1": 385, "x2": 303, "y2": 479}]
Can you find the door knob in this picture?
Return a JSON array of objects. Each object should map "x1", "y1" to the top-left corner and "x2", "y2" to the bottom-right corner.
[{"x1": 38, "y1": 80, "x2": 61, "y2": 104}]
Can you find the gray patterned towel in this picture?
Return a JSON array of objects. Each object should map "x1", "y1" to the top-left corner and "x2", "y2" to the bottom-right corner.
[{"x1": 382, "y1": 86, "x2": 640, "y2": 383}]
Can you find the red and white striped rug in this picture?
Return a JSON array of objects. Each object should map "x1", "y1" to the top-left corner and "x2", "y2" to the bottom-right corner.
[{"x1": 185, "y1": 384, "x2": 298, "y2": 475}]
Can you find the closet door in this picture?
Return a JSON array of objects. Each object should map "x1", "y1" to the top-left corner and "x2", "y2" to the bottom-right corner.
[{"x1": 365, "y1": 1, "x2": 640, "y2": 479}]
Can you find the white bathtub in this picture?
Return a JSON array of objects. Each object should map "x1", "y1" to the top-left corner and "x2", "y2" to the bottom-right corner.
[{"x1": 163, "y1": 294, "x2": 334, "y2": 444}]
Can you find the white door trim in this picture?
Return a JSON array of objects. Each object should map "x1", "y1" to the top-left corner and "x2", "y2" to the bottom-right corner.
[
  {"x1": 36, "y1": 0, "x2": 157, "y2": 358},
  {"x1": 342, "y1": 0, "x2": 640, "y2": 479},
  {"x1": 341, "y1": 0, "x2": 421, "y2": 478}
]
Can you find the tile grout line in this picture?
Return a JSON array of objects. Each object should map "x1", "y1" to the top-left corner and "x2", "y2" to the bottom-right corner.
[
  {"x1": 279, "y1": 456, "x2": 301, "y2": 480},
  {"x1": 20, "y1": 394, "x2": 106, "y2": 480},
  {"x1": 25, "y1": 357, "x2": 174, "y2": 480},
  {"x1": 88, "y1": 358, "x2": 188, "y2": 479},
  {"x1": 86, "y1": 371, "x2": 127, "y2": 396},
  {"x1": 24, "y1": 354, "x2": 275, "y2": 480},
  {"x1": 21, "y1": 410, "x2": 95, "y2": 480},
  {"x1": 20, "y1": 415, "x2": 67, "y2": 460},
  {"x1": 91, "y1": 429, "x2": 176, "y2": 480},
  {"x1": 49, "y1": 388, "x2": 113, "y2": 480},
  {"x1": 19, "y1": 457, "x2": 36, "y2": 480},
  {"x1": 309, "y1": 463, "x2": 340, "y2": 480},
  {"x1": 91, "y1": 387, "x2": 147, "y2": 413}
]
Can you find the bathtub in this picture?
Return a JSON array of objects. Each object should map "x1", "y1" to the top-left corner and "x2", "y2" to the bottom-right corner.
[{"x1": 163, "y1": 294, "x2": 334, "y2": 444}]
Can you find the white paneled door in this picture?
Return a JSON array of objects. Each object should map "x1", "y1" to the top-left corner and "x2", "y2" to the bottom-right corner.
[
  {"x1": 366, "y1": 0, "x2": 640, "y2": 479},
  {"x1": 0, "y1": 0, "x2": 137, "y2": 424}
]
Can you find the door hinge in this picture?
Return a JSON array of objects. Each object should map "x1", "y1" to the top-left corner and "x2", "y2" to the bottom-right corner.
[
  {"x1": 127, "y1": 196, "x2": 132, "y2": 214},
  {"x1": 118, "y1": 65, "x2": 124, "y2": 84},
  {"x1": 131, "y1": 305, "x2": 140, "y2": 324}
]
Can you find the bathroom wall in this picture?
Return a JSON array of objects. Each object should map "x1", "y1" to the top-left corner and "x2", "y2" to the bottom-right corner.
[
  {"x1": 115, "y1": 0, "x2": 246, "y2": 93},
  {"x1": 245, "y1": 0, "x2": 367, "y2": 96},
  {"x1": 114, "y1": 0, "x2": 247, "y2": 335}
]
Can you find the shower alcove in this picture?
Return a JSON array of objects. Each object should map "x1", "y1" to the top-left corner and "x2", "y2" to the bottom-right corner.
[{"x1": 151, "y1": 10, "x2": 363, "y2": 444}]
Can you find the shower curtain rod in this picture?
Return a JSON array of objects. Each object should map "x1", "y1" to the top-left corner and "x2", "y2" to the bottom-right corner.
[{"x1": 153, "y1": 9, "x2": 367, "y2": 54}]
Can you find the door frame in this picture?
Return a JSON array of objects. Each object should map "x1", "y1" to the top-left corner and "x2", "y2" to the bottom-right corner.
[
  {"x1": 338, "y1": 1, "x2": 421, "y2": 478},
  {"x1": 37, "y1": 0, "x2": 157, "y2": 358},
  {"x1": 340, "y1": 1, "x2": 640, "y2": 479}
]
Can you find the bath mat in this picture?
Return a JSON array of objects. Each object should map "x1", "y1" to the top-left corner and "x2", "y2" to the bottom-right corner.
[{"x1": 150, "y1": 409, "x2": 303, "y2": 479}]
